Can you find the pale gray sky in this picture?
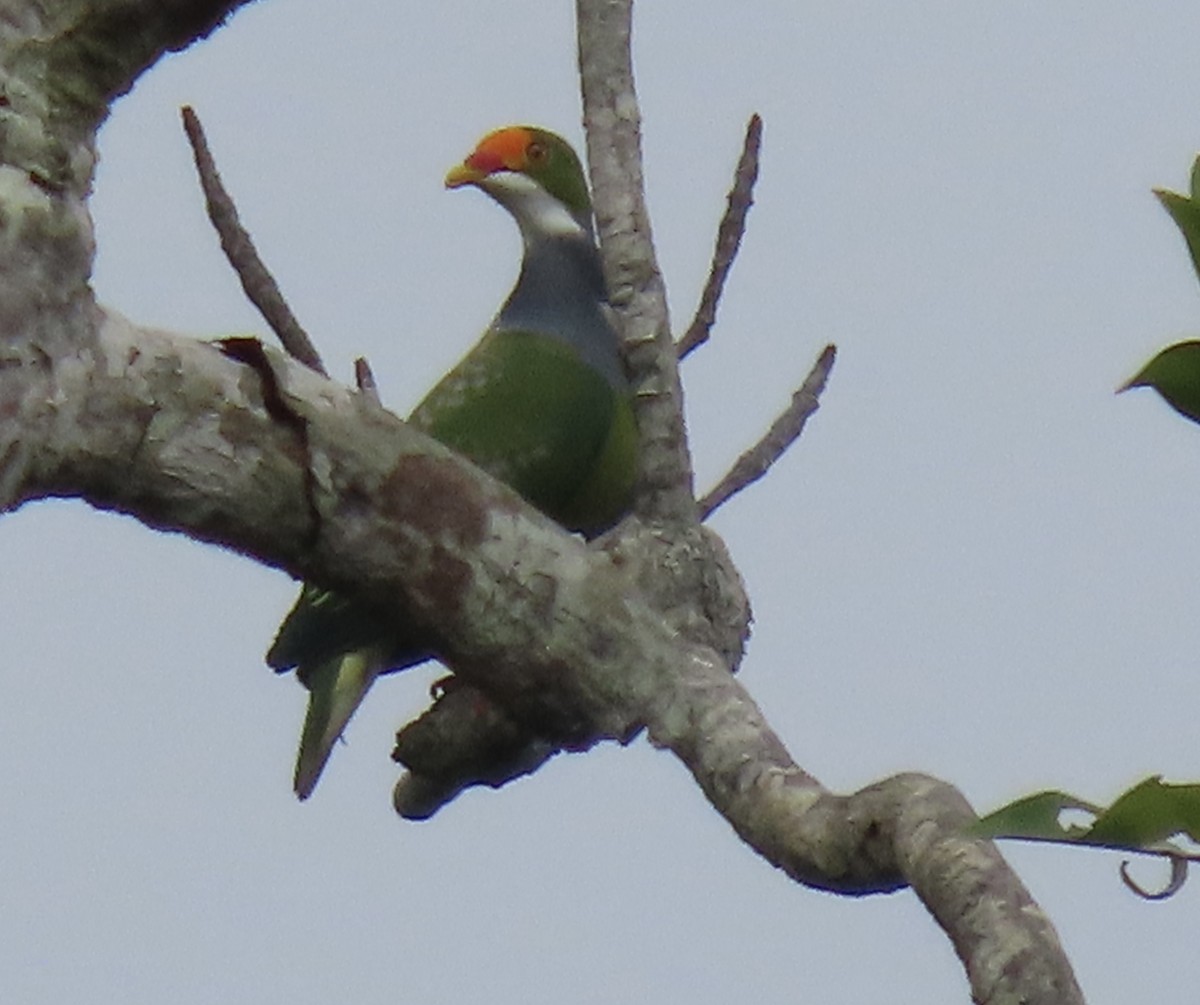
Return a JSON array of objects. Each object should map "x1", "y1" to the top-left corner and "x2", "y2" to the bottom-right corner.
[{"x1": 3, "y1": 3, "x2": 1198, "y2": 1002}]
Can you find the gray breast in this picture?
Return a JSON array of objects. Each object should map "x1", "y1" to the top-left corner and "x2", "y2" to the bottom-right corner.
[{"x1": 494, "y1": 234, "x2": 626, "y2": 389}]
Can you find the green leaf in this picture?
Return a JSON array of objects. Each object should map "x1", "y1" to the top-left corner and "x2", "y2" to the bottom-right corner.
[
  {"x1": 1119, "y1": 340, "x2": 1200, "y2": 424},
  {"x1": 1154, "y1": 157, "x2": 1200, "y2": 287},
  {"x1": 1086, "y1": 776, "x2": 1200, "y2": 846},
  {"x1": 971, "y1": 790, "x2": 1100, "y2": 843},
  {"x1": 973, "y1": 775, "x2": 1200, "y2": 859}
]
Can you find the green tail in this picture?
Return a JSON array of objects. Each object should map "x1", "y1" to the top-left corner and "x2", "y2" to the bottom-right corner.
[{"x1": 292, "y1": 646, "x2": 387, "y2": 800}]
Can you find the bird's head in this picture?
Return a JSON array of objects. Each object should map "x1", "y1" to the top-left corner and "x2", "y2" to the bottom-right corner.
[{"x1": 445, "y1": 126, "x2": 594, "y2": 241}]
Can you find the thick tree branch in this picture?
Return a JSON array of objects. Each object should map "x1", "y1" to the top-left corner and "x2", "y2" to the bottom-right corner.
[
  {"x1": 6, "y1": 0, "x2": 250, "y2": 148},
  {"x1": 574, "y1": 0, "x2": 752, "y2": 755},
  {"x1": 576, "y1": 0, "x2": 696, "y2": 525},
  {"x1": 4, "y1": 314, "x2": 744, "y2": 752},
  {"x1": 6, "y1": 306, "x2": 1082, "y2": 1005}
]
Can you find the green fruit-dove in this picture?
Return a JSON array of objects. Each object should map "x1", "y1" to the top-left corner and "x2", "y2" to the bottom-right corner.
[
  {"x1": 1120, "y1": 341, "x2": 1200, "y2": 425},
  {"x1": 268, "y1": 126, "x2": 637, "y2": 799}
]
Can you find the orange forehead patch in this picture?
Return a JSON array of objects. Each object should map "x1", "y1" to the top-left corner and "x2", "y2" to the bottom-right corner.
[{"x1": 464, "y1": 126, "x2": 533, "y2": 175}]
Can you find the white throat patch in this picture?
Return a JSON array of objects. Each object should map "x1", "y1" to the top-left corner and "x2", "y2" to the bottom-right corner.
[{"x1": 481, "y1": 172, "x2": 588, "y2": 241}]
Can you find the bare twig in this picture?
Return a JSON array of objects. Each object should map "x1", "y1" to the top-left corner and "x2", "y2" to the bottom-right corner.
[
  {"x1": 677, "y1": 114, "x2": 763, "y2": 360},
  {"x1": 354, "y1": 356, "x2": 381, "y2": 405},
  {"x1": 180, "y1": 105, "x2": 327, "y2": 377},
  {"x1": 698, "y1": 343, "x2": 836, "y2": 520}
]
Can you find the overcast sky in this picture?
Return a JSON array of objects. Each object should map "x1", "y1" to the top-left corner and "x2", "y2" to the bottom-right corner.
[{"x1": 3, "y1": 2, "x2": 1198, "y2": 1002}]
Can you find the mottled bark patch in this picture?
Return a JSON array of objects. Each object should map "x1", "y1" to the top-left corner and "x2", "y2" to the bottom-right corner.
[
  {"x1": 379, "y1": 452, "x2": 491, "y2": 618},
  {"x1": 381, "y1": 452, "x2": 490, "y2": 546}
]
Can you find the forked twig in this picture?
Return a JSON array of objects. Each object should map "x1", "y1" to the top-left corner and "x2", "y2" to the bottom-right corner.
[
  {"x1": 698, "y1": 344, "x2": 836, "y2": 520},
  {"x1": 180, "y1": 105, "x2": 327, "y2": 377},
  {"x1": 676, "y1": 114, "x2": 763, "y2": 360}
]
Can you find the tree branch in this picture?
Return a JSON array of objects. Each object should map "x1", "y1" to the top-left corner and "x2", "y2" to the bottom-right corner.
[
  {"x1": 181, "y1": 105, "x2": 327, "y2": 376},
  {"x1": 354, "y1": 356, "x2": 381, "y2": 404},
  {"x1": 677, "y1": 114, "x2": 763, "y2": 360},
  {"x1": 392, "y1": 680, "x2": 557, "y2": 820},
  {"x1": 698, "y1": 343, "x2": 836, "y2": 520},
  {"x1": 8, "y1": 304, "x2": 1082, "y2": 1005},
  {"x1": 576, "y1": 0, "x2": 697, "y2": 524},
  {"x1": 29, "y1": 1, "x2": 251, "y2": 139}
]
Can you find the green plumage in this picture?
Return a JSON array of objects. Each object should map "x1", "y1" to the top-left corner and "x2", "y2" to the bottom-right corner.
[
  {"x1": 268, "y1": 127, "x2": 636, "y2": 799},
  {"x1": 411, "y1": 329, "x2": 636, "y2": 532}
]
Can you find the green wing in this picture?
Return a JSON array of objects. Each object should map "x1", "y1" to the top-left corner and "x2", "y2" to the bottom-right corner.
[
  {"x1": 410, "y1": 328, "x2": 635, "y2": 535},
  {"x1": 270, "y1": 331, "x2": 636, "y2": 799}
]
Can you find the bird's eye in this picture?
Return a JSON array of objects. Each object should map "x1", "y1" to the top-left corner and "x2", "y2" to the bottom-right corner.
[{"x1": 527, "y1": 141, "x2": 548, "y2": 164}]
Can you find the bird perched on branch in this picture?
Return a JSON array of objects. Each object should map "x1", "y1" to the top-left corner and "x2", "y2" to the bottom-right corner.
[{"x1": 268, "y1": 126, "x2": 638, "y2": 799}]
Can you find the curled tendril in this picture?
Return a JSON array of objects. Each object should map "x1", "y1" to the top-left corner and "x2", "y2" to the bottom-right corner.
[{"x1": 1119, "y1": 855, "x2": 1188, "y2": 900}]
